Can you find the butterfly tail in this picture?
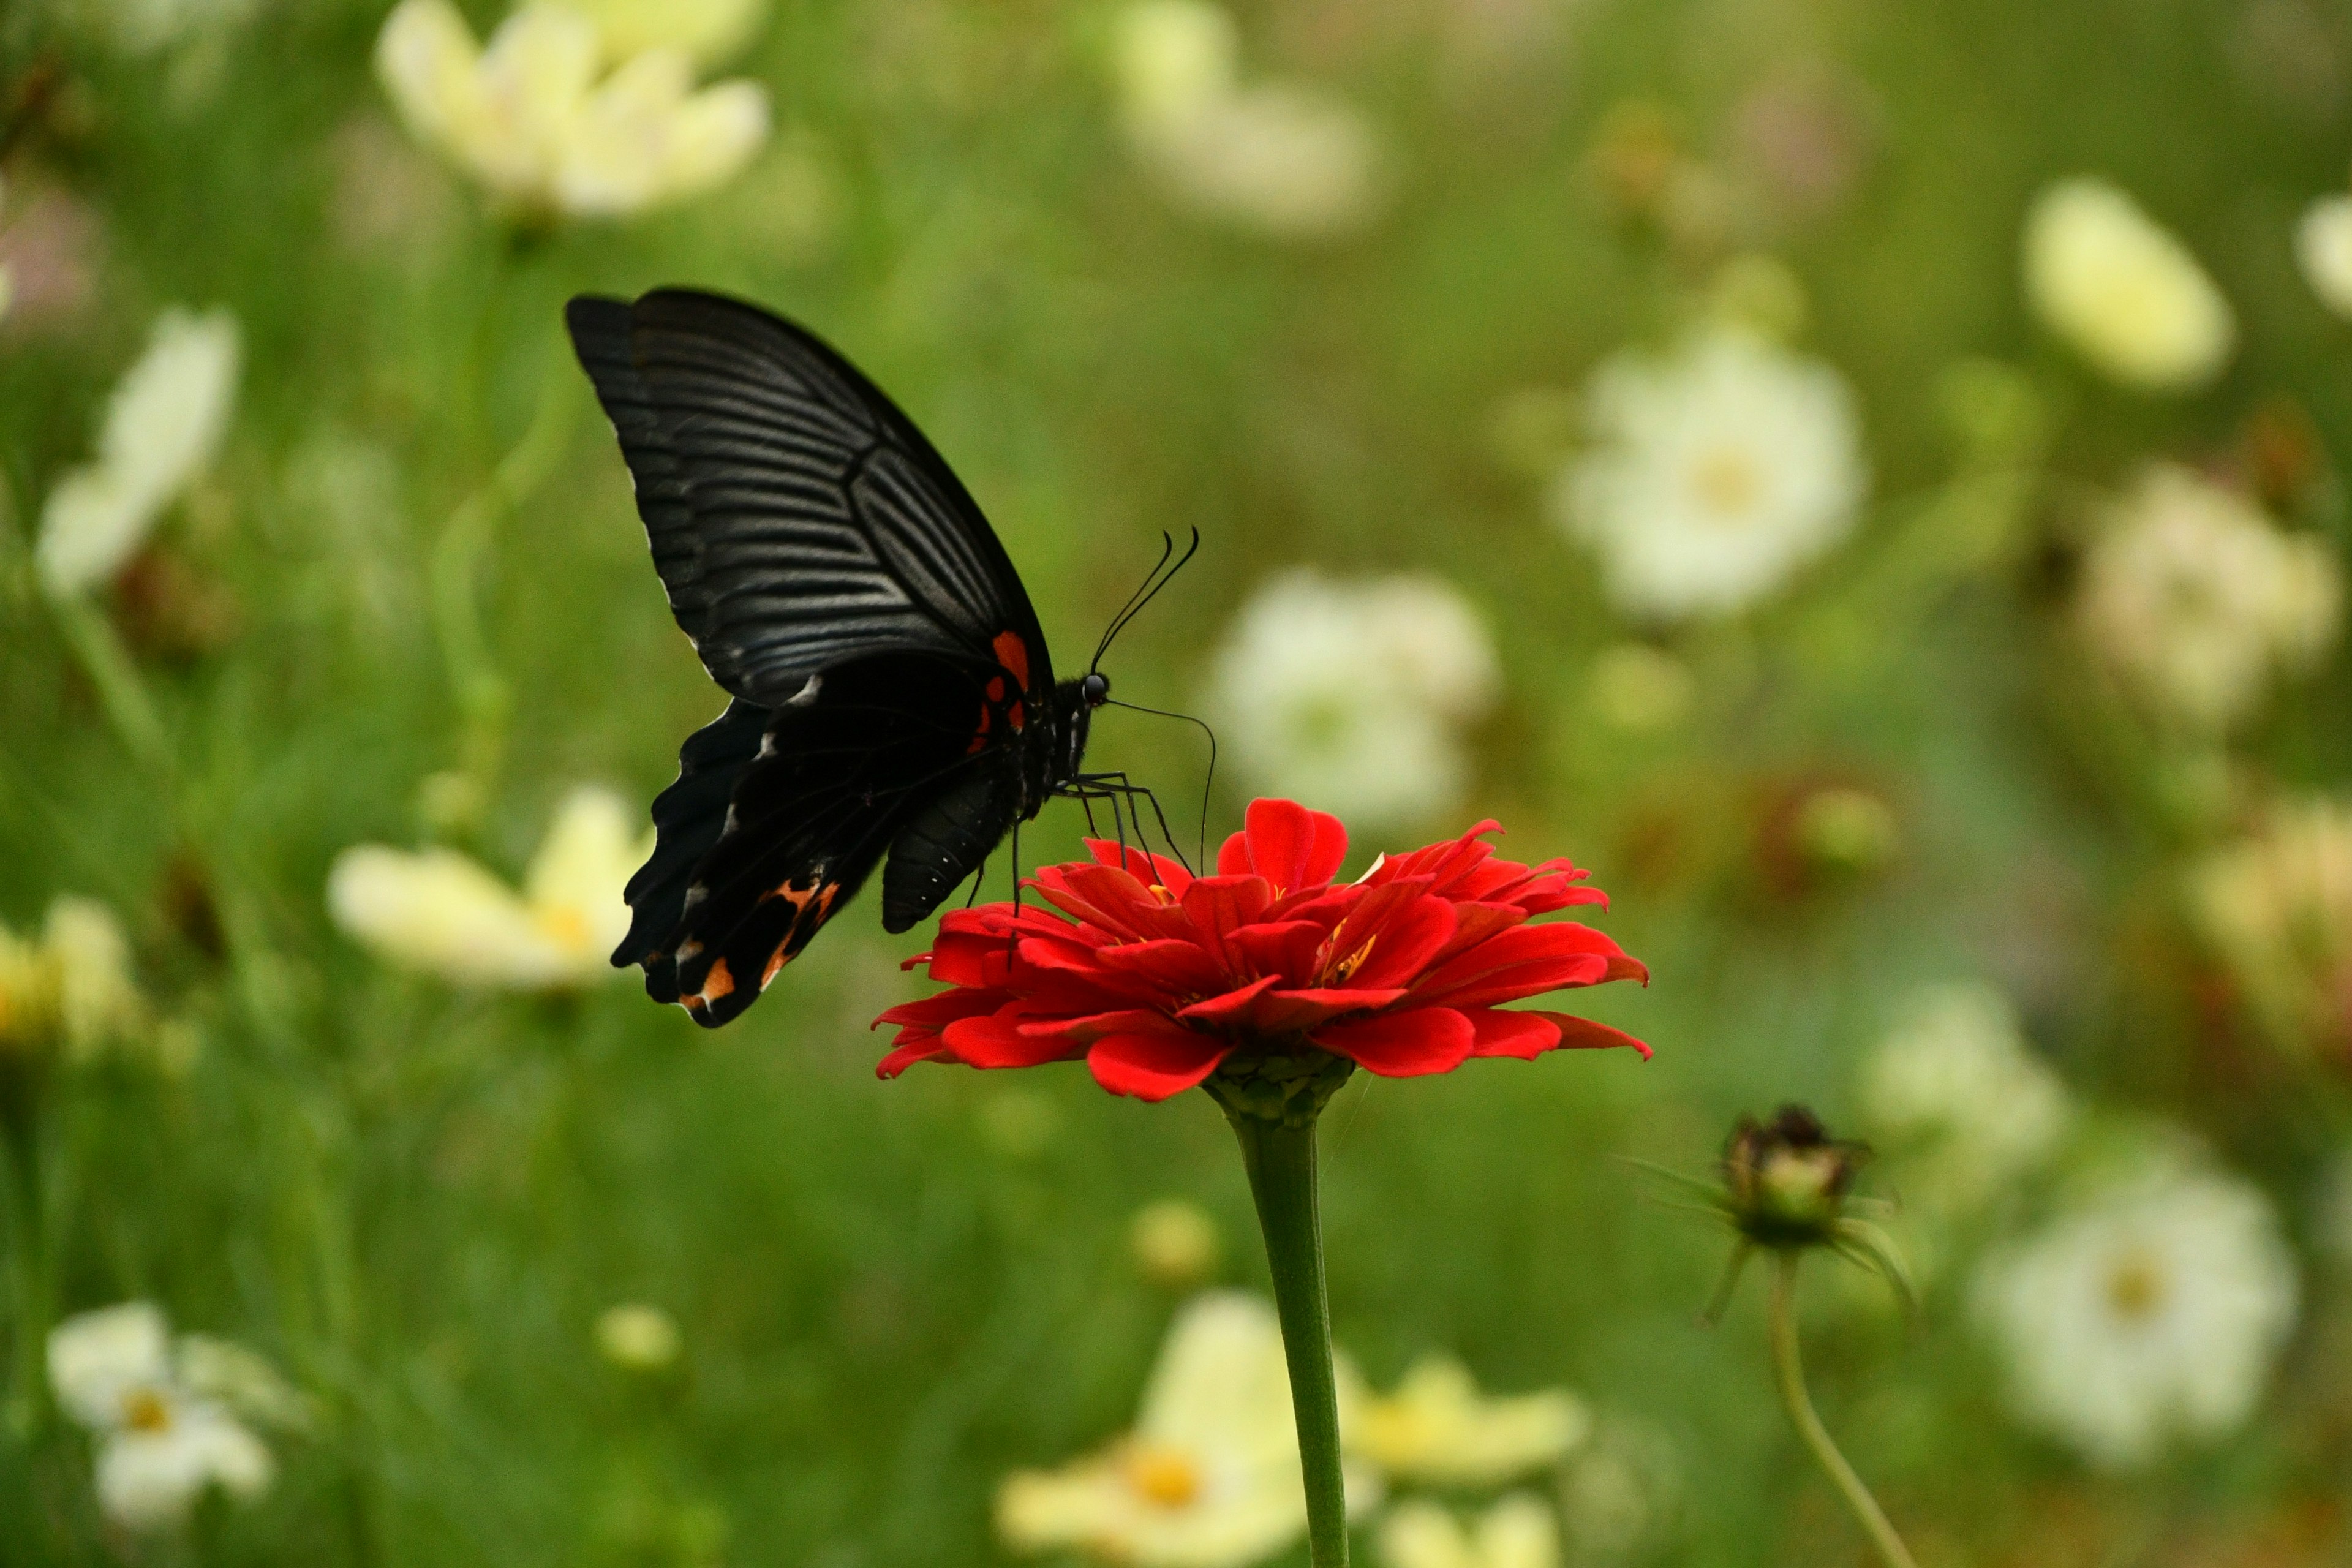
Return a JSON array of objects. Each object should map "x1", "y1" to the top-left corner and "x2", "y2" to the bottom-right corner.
[{"x1": 616, "y1": 698, "x2": 772, "y2": 993}]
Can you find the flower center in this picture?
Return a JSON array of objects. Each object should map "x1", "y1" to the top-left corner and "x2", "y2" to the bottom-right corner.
[
  {"x1": 535, "y1": 905, "x2": 592, "y2": 953},
  {"x1": 1690, "y1": 445, "x2": 1764, "y2": 522},
  {"x1": 2104, "y1": 1248, "x2": 2168, "y2": 1321},
  {"x1": 1325, "y1": 934, "x2": 1378, "y2": 985},
  {"x1": 119, "y1": 1386, "x2": 175, "y2": 1434},
  {"x1": 1124, "y1": 1444, "x2": 1205, "y2": 1510}
]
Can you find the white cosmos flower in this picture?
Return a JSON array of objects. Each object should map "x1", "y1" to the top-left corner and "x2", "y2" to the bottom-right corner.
[
  {"x1": 2296, "y1": 195, "x2": 2352, "y2": 318},
  {"x1": 1110, "y1": 0, "x2": 1382, "y2": 239},
  {"x1": 1557, "y1": 327, "x2": 1866, "y2": 620},
  {"x1": 0, "y1": 896, "x2": 146, "y2": 1065},
  {"x1": 2022, "y1": 178, "x2": 2234, "y2": 391},
  {"x1": 375, "y1": 0, "x2": 769, "y2": 221},
  {"x1": 48, "y1": 1303, "x2": 281, "y2": 1532},
  {"x1": 1207, "y1": 570, "x2": 1499, "y2": 832},
  {"x1": 327, "y1": 785, "x2": 649, "y2": 990},
  {"x1": 1354, "y1": 1357, "x2": 1588, "y2": 1488},
  {"x1": 1858, "y1": 982, "x2": 2070, "y2": 1212},
  {"x1": 1974, "y1": 1155, "x2": 2297, "y2": 1470},
  {"x1": 2076, "y1": 465, "x2": 2341, "y2": 733},
  {"x1": 997, "y1": 1292, "x2": 1378, "y2": 1568},
  {"x1": 36, "y1": 307, "x2": 241, "y2": 597},
  {"x1": 1381, "y1": 1495, "x2": 1559, "y2": 1568}
]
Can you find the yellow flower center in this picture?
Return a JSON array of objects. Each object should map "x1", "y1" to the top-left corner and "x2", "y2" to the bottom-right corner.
[
  {"x1": 1325, "y1": 934, "x2": 1378, "y2": 985},
  {"x1": 1691, "y1": 445, "x2": 1763, "y2": 522},
  {"x1": 535, "y1": 905, "x2": 592, "y2": 954},
  {"x1": 2105, "y1": 1248, "x2": 2168, "y2": 1321},
  {"x1": 119, "y1": 1387, "x2": 174, "y2": 1434},
  {"x1": 1125, "y1": 1444, "x2": 1205, "y2": 1510}
]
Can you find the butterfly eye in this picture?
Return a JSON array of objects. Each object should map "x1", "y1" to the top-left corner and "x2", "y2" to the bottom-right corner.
[{"x1": 1081, "y1": 673, "x2": 1111, "y2": 706}]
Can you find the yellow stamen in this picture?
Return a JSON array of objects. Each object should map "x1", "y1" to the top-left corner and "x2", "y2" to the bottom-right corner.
[
  {"x1": 120, "y1": 1387, "x2": 173, "y2": 1434},
  {"x1": 1124, "y1": 1444, "x2": 1204, "y2": 1509}
]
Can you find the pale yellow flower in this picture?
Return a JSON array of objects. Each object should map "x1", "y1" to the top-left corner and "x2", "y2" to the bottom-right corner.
[
  {"x1": 1354, "y1": 1356, "x2": 1588, "y2": 1488},
  {"x1": 1110, "y1": 1, "x2": 1382, "y2": 239},
  {"x1": 37, "y1": 308, "x2": 241, "y2": 597},
  {"x1": 2076, "y1": 466, "x2": 2341, "y2": 733},
  {"x1": 374, "y1": 0, "x2": 769, "y2": 221},
  {"x1": 2296, "y1": 194, "x2": 2352, "y2": 318},
  {"x1": 1132, "y1": 1199, "x2": 1222, "y2": 1289},
  {"x1": 49, "y1": 1303, "x2": 281, "y2": 1532},
  {"x1": 596, "y1": 1303, "x2": 682, "y2": 1371},
  {"x1": 0, "y1": 897, "x2": 143, "y2": 1065},
  {"x1": 2192, "y1": 796, "x2": 2352, "y2": 1056},
  {"x1": 1381, "y1": 1496, "x2": 1558, "y2": 1568},
  {"x1": 998, "y1": 1292, "x2": 1378, "y2": 1568},
  {"x1": 326, "y1": 786, "x2": 649, "y2": 990},
  {"x1": 564, "y1": 0, "x2": 765, "y2": 64},
  {"x1": 2022, "y1": 178, "x2": 2234, "y2": 391}
]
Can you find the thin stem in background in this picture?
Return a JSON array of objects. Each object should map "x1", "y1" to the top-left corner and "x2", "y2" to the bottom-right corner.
[
  {"x1": 1768, "y1": 1251, "x2": 1917, "y2": 1568},
  {"x1": 1226, "y1": 1110, "x2": 1349, "y2": 1568},
  {"x1": 47, "y1": 592, "x2": 172, "y2": 781},
  {"x1": 2, "y1": 1095, "x2": 52, "y2": 1441}
]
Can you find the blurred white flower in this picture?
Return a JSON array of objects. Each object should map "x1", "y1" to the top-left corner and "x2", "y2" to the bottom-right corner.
[
  {"x1": 374, "y1": 0, "x2": 770, "y2": 221},
  {"x1": 1858, "y1": 982, "x2": 2070, "y2": 1210},
  {"x1": 1132, "y1": 1199, "x2": 1223, "y2": 1289},
  {"x1": 2190, "y1": 796, "x2": 2352, "y2": 1055},
  {"x1": 1973, "y1": 1156, "x2": 2297, "y2": 1469},
  {"x1": 1354, "y1": 1356, "x2": 1588, "y2": 1488},
  {"x1": 49, "y1": 1303, "x2": 280, "y2": 1532},
  {"x1": 1381, "y1": 1495, "x2": 1558, "y2": 1568},
  {"x1": 2076, "y1": 465, "x2": 2341, "y2": 733},
  {"x1": 2296, "y1": 194, "x2": 2352, "y2": 317},
  {"x1": 1207, "y1": 570, "x2": 1499, "y2": 831},
  {"x1": 998, "y1": 1292, "x2": 1377, "y2": 1567},
  {"x1": 37, "y1": 307, "x2": 241, "y2": 597},
  {"x1": 565, "y1": 0, "x2": 765, "y2": 63},
  {"x1": 1110, "y1": 1, "x2": 1383, "y2": 239},
  {"x1": 2022, "y1": 178, "x2": 2234, "y2": 391},
  {"x1": 596, "y1": 1302, "x2": 682, "y2": 1371},
  {"x1": 326, "y1": 785, "x2": 649, "y2": 990},
  {"x1": 0, "y1": 896, "x2": 145, "y2": 1065},
  {"x1": 1557, "y1": 327, "x2": 1866, "y2": 620}
]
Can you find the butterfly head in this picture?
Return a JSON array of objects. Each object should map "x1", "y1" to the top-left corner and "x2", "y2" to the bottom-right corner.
[{"x1": 1080, "y1": 671, "x2": 1110, "y2": 707}]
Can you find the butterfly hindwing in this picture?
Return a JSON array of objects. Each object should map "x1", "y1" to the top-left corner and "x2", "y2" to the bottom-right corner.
[
  {"x1": 632, "y1": 651, "x2": 1021, "y2": 1025},
  {"x1": 566, "y1": 290, "x2": 1055, "y2": 708}
]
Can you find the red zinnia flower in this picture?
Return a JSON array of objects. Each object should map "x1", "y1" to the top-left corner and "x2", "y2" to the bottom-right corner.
[{"x1": 875, "y1": 798, "x2": 1649, "y2": 1102}]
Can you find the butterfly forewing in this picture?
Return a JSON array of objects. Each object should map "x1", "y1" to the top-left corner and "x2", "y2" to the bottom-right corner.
[{"x1": 567, "y1": 290, "x2": 1054, "y2": 707}]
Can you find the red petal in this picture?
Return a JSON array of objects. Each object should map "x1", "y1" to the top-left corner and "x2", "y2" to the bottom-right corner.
[
  {"x1": 1527, "y1": 1011, "x2": 1653, "y2": 1059},
  {"x1": 1313, "y1": 1006, "x2": 1476, "y2": 1077},
  {"x1": 1232, "y1": 797, "x2": 1349, "y2": 892},
  {"x1": 1223, "y1": 920, "x2": 1330, "y2": 986},
  {"x1": 876, "y1": 1039, "x2": 952, "y2": 1078},
  {"x1": 1087, "y1": 839, "x2": 1196, "y2": 894},
  {"x1": 1414, "y1": 921, "x2": 1630, "y2": 1001},
  {"x1": 1019, "y1": 1007, "x2": 1181, "y2": 1044},
  {"x1": 1087, "y1": 1031, "x2": 1229, "y2": 1101},
  {"x1": 1173, "y1": 974, "x2": 1282, "y2": 1025},
  {"x1": 1462, "y1": 1008, "x2": 1562, "y2": 1059},
  {"x1": 1180, "y1": 876, "x2": 1274, "y2": 968},
  {"x1": 1337, "y1": 892, "x2": 1459, "y2": 991},
  {"x1": 941, "y1": 1012, "x2": 1083, "y2": 1069},
  {"x1": 1091, "y1": 939, "x2": 1231, "y2": 997},
  {"x1": 1250, "y1": 986, "x2": 1408, "y2": 1034}
]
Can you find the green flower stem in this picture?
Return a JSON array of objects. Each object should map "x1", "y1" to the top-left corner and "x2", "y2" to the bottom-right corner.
[
  {"x1": 1226, "y1": 1107, "x2": 1349, "y2": 1568},
  {"x1": 47, "y1": 591, "x2": 172, "y2": 779},
  {"x1": 1, "y1": 1092, "x2": 52, "y2": 1439},
  {"x1": 1768, "y1": 1253, "x2": 1915, "y2": 1568}
]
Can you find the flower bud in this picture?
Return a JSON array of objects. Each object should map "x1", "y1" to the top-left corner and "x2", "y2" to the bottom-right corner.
[{"x1": 1722, "y1": 1106, "x2": 1870, "y2": 1246}]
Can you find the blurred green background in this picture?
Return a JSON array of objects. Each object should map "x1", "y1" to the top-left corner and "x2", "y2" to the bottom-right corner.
[{"x1": 5, "y1": 0, "x2": 2352, "y2": 1562}]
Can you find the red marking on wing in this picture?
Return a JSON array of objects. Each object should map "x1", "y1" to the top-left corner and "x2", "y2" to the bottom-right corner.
[
  {"x1": 1009, "y1": 699, "x2": 1025, "y2": 732},
  {"x1": 992, "y1": 630, "x2": 1032, "y2": 692}
]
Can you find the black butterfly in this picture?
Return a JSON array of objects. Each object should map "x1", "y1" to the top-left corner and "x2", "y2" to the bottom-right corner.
[{"x1": 567, "y1": 288, "x2": 1186, "y2": 1027}]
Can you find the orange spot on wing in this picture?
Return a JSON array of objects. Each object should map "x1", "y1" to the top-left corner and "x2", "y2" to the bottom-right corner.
[
  {"x1": 1009, "y1": 699, "x2": 1025, "y2": 731},
  {"x1": 992, "y1": 630, "x2": 1031, "y2": 692},
  {"x1": 698, "y1": 959, "x2": 736, "y2": 1005}
]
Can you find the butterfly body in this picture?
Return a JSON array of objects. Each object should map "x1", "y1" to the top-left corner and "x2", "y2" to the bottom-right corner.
[{"x1": 568, "y1": 288, "x2": 1105, "y2": 1026}]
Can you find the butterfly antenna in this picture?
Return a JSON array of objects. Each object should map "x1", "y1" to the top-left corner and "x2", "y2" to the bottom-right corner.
[
  {"x1": 1091, "y1": 527, "x2": 1200, "y2": 673},
  {"x1": 1104, "y1": 699, "x2": 1218, "y2": 869}
]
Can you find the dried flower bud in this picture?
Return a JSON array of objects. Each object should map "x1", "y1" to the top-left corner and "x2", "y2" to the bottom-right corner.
[{"x1": 1722, "y1": 1106, "x2": 1871, "y2": 1245}]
